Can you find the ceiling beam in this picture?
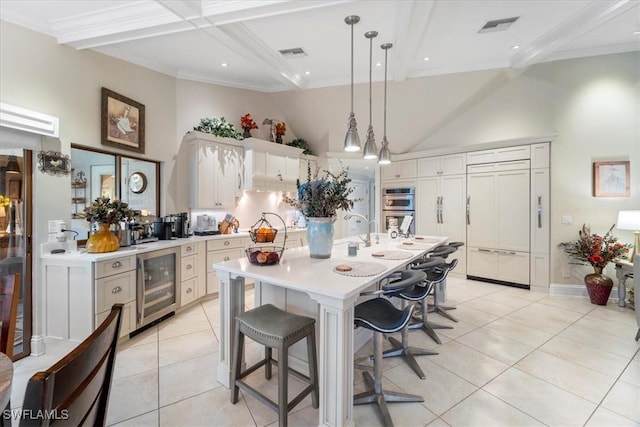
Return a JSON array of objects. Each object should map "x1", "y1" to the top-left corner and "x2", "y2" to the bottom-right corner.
[
  {"x1": 392, "y1": 0, "x2": 436, "y2": 82},
  {"x1": 511, "y1": 0, "x2": 636, "y2": 69}
]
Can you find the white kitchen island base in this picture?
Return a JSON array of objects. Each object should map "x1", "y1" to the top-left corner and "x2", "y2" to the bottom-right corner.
[{"x1": 213, "y1": 237, "x2": 447, "y2": 426}]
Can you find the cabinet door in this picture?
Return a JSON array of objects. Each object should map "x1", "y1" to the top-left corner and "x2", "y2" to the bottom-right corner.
[
  {"x1": 497, "y1": 251, "x2": 530, "y2": 285},
  {"x1": 416, "y1": 177, "x2": 439, "y2": 235},
  {"x1": 467, "y1": 248, "x2": 497, "y2": 278},
  {"x1": 216, "y1": 144, "x2": 241, "y2": 208},
  {"x1": 496, "y1": 170, "x2": 529, "y2": 251},
  {"x1": 439, "y1": 175, "x2": 466, "y2": 242},
  {"x1": 530, "y1": 168, "x2": 550, "y2": 254},
  {"x1": 417, "y1": 157, "x2": 440, "y2": 177},
  {"x1": 440, "y1": 154, "x2": 466, "y2": 175},
  {"x1": 190, "y1": 142, "x2": 217, "y2": 208},
  {"x1": 267, "y1": 153, "x2": 286, "y2": 181},
  {"x1": 396, "y1": 160, "x2": 416, "y2": 179},
  {"x1": 466, "y1": 172, "x2": 496, "y2": 248}
]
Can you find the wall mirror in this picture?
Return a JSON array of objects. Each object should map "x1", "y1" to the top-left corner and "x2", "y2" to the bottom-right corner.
[{"x1": 70, "y1": 145, "x2": 160, "y2": 240}]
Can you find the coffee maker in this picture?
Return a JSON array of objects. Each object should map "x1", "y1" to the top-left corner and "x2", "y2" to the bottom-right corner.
[{"x1": 174, "y1": 212, "x2": 190, "y2": 238}]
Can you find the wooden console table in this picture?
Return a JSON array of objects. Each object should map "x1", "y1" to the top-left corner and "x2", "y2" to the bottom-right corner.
[{"x1": 614, "y1": 260, "x2": 633, "y2": 308}]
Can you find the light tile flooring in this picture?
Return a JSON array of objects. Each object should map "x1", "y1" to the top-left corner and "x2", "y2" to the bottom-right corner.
[{"x1": 10, "y1": 277, "x2": 640, "y2": 426}]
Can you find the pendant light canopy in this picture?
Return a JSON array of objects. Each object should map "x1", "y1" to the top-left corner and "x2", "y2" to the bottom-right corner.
[
  {"x1": 378, "y1": 43, "x2": 393, "y2": 165},
  {"x1": 6, "y1": 156, "x2": 20, "y2": 174},
  {"x1": 362, "y1": 31, "x2": 378, "y2": 160},
  {"x1": 343, "y1": 15, "x2": 361, "y2": 152}
]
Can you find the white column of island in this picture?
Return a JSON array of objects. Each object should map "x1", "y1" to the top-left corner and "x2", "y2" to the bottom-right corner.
[{"x1": 213, "y1": 235, "x2": 447, "y2": 427}]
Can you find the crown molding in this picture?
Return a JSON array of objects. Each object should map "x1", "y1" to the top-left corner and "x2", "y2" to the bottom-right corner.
[{"x1": 0, "y1": 103, "x2": 59, "y2": 138}]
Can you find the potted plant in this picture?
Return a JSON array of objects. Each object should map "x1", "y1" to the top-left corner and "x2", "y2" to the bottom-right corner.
[
  {"x1": 239, "y1": 113, "x2": 258, "y2": 138},
  {"x1": 284, "y1": 163, "x2": 356, "y2": 258},
  {"x1": 274, "y1": 121, "x2": 286, "y2": 144},
  {"x1": 286, "y1": 138, "x2": 313, "y2": 155},
  {"x1": 192, "y1": 117, "x2": 242, "y2": 140},
  {"x1": 83, "y1": 196, "x2": 134, "y2": 253},
  {"x1": 561, "y1": 224, "x2": 631, "y2": 305}
]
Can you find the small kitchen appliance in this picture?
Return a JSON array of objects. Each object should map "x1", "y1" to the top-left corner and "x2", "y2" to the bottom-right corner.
[
  {"x1": 174, "y1": 212, "x2": 190, "y2": 238},
  {"x1": 194, "y1": 215, "x2": 219, "y2": 236}
]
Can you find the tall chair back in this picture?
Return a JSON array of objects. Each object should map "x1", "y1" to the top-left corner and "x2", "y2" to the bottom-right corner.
[
  {"x1": 0, "y1": 274, "x2": 20, "y2": 358},
  {"x1": 21, "y1": 304, "x2": 123, "y2": 426}
]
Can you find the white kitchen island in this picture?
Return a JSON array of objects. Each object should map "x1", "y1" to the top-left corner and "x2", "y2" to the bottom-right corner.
[{"x1": 212, "y1": 235, "x2": 447, "y2": 427}]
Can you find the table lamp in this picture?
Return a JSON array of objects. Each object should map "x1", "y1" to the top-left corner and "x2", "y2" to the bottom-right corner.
[{"x1": 617, "y1": 210, "x2": 640, "y2": 262}]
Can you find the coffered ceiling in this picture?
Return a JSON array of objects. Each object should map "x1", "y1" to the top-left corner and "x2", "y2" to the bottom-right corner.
[{"x1": 1, "y1": 0, "x2": 638, "y2": 92}]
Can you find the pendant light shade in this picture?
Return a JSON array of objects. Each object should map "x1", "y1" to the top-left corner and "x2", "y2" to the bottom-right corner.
[
  {"x1": 343, "y1": 15, "x2": 361, "y2": 152},
  {"x1": 6, "y1": 156, "x2": 20, "y2": 174},
  {"x1": 379, "y1": 43, "x2": 393, "y2": 165},
  {"x1": 362, "y1": 30, "x2": 378, "y2": 160}
]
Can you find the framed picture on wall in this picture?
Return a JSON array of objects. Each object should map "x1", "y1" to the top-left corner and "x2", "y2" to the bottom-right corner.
[
  {"x1": 101, "y1": 87, "x2": 145, "y2": 154},
  {"x1": 8, "y1": 180, "x2": 21, "y2": 200},
  {"x1": 592, "y1": 160, "x2": 630, "y2": 197}
]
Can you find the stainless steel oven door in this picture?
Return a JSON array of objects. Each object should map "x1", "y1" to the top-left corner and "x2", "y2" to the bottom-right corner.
[
  {"x1": 382, "y1": 195, "x2": 415, "y2": 211},
  {"x1": 382, "y1": 211, "x2": 415, "y2": 234}
]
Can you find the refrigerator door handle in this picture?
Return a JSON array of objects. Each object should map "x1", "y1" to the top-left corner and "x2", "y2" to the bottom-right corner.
[{"x1": 466, "y1": 196, "x2": 471, "y2": 225}]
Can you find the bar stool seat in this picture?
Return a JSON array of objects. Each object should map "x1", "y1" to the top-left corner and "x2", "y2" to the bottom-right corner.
[{"x1": 231, "y1": 304, "x2": 318, "y2": 427}]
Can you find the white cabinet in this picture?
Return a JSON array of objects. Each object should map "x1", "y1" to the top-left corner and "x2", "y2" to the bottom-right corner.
[
  {"x1": 417, "y1": 153, "x2": 465, "y2": 177},
  {"x1": 530, "y1": 142, "x2": 550, "y2": 290},
  {"x1": 467, "y1": 145, "x2": 530, "y2": 165},
  {"x1": 467, "y1": 161, "x2": 530, "y2": 284},
  {"x1": 185, "y1": 132, "x2": 244, "y2": 209},
  {"x1": 416, "y1": 174, "x2": 466, "y2": 275},
  {"x1": 95, "y1": 256, "x2": 137, "y2": 338},
  {"x1": 180, "y1": 241, "x2": 206, "y2": 307},
  {"x1": 206, "y1": 236, "x2": 246, "y2": 295},
  {"x1": 244, "y1": 138, "x2": 303, "y2": 192},
  {"x1": 381, "y1": 159, "x2": 417, "y2": 181}
]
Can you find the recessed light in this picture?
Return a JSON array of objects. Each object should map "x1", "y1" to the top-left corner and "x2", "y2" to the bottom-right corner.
[
  {"x1": 423, "y1": 57, "x2": 430, "y2": 61},
  {"x1": 633, "y1": 30, "x2": 640, "y2": 35},
  {"x1": 376, "y1": 62, "x2": 382, "y2": 67},
  {"x1": 511, "y1": 45, "x2": 520, "y2": 50},
  {"x1": 305, "y1": 71, "x2": 310, "y2": 75},
  {"x1": 221, "y1": 63, "x2": 228, "y2": 67}
]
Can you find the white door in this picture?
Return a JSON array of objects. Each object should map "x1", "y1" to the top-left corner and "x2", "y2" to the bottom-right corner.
[
  {"x1": 416, "y1": 177, "x2": 439, "y2": 235},
  {"x1": 496, "y1": 169, "x2": 530, "y2": 251},
  {"x1": 466, "y1": 172, "x2": 496, "y2": 248}
]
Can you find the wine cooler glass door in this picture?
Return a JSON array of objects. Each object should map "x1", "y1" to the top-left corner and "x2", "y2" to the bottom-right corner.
[{"x1": 137, "y1": 247, "x2": 180, "y2": 327}]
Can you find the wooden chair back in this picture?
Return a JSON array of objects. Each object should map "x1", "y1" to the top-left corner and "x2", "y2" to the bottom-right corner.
[
  {"x1": 20, "y1": 304, "x2": 123, "y2": 426},
  {"x1": 0, "y1": 274, "x2": 20, "y2": 358}
]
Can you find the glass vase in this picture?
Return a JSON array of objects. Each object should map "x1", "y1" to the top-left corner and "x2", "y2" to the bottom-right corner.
[
  {"x1": 306, "y1": 217, "x2": 335, "y2": 259},
  {"x1": 86, "y1": 223, "x2": 120, "y2": 253}
]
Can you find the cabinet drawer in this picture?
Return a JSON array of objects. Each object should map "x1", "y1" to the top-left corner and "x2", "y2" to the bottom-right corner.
[
  {"x1": 207, "y1": 248, "x2": 244, "y2": 272},
  {"x1": 207, "y1": 237, "x2": 245, "y2": 251},
  {"x1": 181, "y1": 277, "x2": 198, "y2": 306},
  {"x1": 181, "y1": 254, "x2": 198, "y2": 281},
  {"x1": 95, "y1": 255, "x2": 135, "y2": 279},
  {"x1": 181, "y1": 243, "x2": 198, "y2": 257},
  {"x1": 96, "y1": 270, "x2": 136, "y2": 313},
  {"x1": 97, "y1": 302, "x2": 135, "y2": 338}
]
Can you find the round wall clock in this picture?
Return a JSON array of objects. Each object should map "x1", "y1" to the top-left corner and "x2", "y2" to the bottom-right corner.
[{"x1": 129, "y1": 172, "x2": 147, "y2": 194}]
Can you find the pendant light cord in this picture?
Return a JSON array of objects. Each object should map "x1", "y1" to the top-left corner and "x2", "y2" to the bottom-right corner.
[
  {"x1": 369, "y1": 35, "x2": 372, "y2": 125},
  {"x1": 383, "y1": 47, "x2": 388, "y2": 137},
  {"x1": 350, "y1": 21, "x2": 354, "y2": 113}
]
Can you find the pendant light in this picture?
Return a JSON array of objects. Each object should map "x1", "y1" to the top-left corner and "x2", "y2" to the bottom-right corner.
[
  {"x1": 6, "y1": 156, "x2": 20, "y2": 174},
  {"x1": 378, "y1": 43, "x2": 393, "y2": 165},
  {"x1": 343, "y1": 15, "x2": 361, "y2": 152},
  {"x1": 362, "y1": 31, "x2": 378, "y2": 160}
]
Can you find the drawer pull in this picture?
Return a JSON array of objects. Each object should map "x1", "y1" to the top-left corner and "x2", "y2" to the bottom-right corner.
[
  {"x1": 186, "y1": 287, "x2": 193, "y2": 294},
  {"x1": 224, "y1": 256, "x2": 230, "y2": 261},
  {"x1": 186, "y1": 246, "x2": 193, "y2": 252},
  {"x1": 112, "y1": 286, "x2": 122, "y2": 294},
  {"x1": 186, "y1": 264, "x2": 193, "y2": 269},
  {"x1": 112, "y1": 261, "x2": 122, "y2": 269},
  {"x1": 224, "y1": 241, "x2": 230, "y2": 246}
]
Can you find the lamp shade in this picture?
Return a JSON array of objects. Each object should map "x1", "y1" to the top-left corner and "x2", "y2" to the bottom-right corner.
[
  {"x1": 617, "y1": 210, "x2": 640, "y2": 230},
  {"x1": 6, "y1": 156, "x2": 20, "y2": 174}
]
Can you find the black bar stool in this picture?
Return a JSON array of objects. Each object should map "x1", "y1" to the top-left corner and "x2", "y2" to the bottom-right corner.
[
  {"x1": 382, "y1": 257, "x2": 444, "y2": 379},
  {"x1": 354, "y1": 269, "x2": 427, "y2": 426},
  {"x1": 427, "y1": 245, "x2": 459, "y2": 322},
  {"x1": 231, "y1": 304, "x2": 319, "y2": 427}
]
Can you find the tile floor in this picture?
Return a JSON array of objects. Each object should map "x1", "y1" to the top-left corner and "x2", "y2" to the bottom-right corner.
[{"x1": 10, "y1": 277, "x2": 640, "y2": 427}]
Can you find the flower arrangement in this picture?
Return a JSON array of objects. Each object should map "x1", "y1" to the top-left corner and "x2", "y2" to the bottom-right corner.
[
  {"x1": 284, "y1": 162, "x2": 356, "y2": 218},
  {"x1": 560, "y1": 224, "x2": 630, "y2": 271},
  {"x1": 240, "y1": 113, "x2": 258, "y2": 130},
  {"x1": 193, "y1": 117, "x2": 242, "y2": 139},
  {"x1": 275, "y1": 121, "x2": 286, "y2": 136},
  {"x1": 83, "y1": 196, "x2": 134, "y2": 225},
  {"x1": 0, "y1": 195, "x2": 10, "y2": 207}
]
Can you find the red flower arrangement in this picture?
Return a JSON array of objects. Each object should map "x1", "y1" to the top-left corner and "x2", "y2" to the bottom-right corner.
[
  {"x1": 240, "y1": 113, "x2": 258, "y2": 130},
  {"x1": 275, "y1": 121, "x2": 286, "y2": 136},
  {"x1": 561, "y1": 224, "x2": 631, "y2": 271}
]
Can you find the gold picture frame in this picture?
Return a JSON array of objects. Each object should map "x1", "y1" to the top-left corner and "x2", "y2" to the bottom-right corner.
[
  {"x1": 592, "y1": 160, "x2": 630, "y2": 197},
  {"x1": 101, "y1": 87, "x2": 145, "y2": 154}
]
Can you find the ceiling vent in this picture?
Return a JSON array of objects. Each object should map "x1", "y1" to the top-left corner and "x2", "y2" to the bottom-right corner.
[
  {"x1": 278, "y1": 47, "x2": 307, "y2": 58},
  {"x1": 479, "y1": 16, "x2": 519, "y2": 33}
]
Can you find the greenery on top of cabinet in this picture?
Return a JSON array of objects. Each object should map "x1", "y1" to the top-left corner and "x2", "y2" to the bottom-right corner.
[
  {"x1": 286, "y1": 138, "x2": 312, "y2": 155},
  {"x1": 193, "y1": 117, "x2": 243, "y2": 140}
]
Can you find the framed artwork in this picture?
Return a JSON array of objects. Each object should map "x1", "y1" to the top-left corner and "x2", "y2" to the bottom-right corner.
[
  {"x1": 101, "y1": 87, "x2": 145, "y2": 154},
  {"x1": 37, "y1": 150, "x2": 71, "y2": 175},
  {"x1": 8, "y1": 180, "x2": 21, "y2": 200},
  {"x1": 592, "y1": 160, "x2": 630, "y2": 197}
]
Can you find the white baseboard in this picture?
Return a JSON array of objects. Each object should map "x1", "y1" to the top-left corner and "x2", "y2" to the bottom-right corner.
[{"x1": 549, "y1": 283, "x2": 620, "y2": 302}]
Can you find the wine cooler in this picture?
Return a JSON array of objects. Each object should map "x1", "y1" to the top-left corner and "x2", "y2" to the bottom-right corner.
[{"x1": 136, "y1": 247, "x2": 180, "y2": 328}]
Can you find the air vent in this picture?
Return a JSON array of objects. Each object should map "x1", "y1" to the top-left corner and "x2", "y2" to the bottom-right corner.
[
  {"x1": 278, "y1": 47, "x2": 307, "y2": 58},
  {"x1": 479, "y1": 16, "x2": 519, "y2": 33}
]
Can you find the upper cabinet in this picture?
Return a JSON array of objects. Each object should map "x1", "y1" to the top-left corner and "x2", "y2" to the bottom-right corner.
[
  {"x1": 417, "y1": 153, "x2": 466, "y2": 177},
  {"x1": 185, "y1": 132, "x2": 244, "y2": 209},
  {"x1": 381, "y1": 159, "x2": 417, "y2": 181},
  {"x1": 243, "y1": 138, "x2": 303, "y2": 192}
]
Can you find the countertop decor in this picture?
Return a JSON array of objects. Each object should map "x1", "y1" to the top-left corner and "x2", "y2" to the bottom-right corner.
[
  {"x1": 83, "y1": 196, "x2": 134, "y2": 253},
  {"x1": 561, "y1": 223, "x2": 631, "y2": 305},
  {"x1": 239, "y1": 113, "x2": 258, "y2": 138}
]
